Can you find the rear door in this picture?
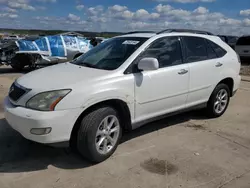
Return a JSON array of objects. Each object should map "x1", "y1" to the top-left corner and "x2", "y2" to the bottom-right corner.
[{"x1": 181, "y1": 36, "x2": 227, "y2": 107}]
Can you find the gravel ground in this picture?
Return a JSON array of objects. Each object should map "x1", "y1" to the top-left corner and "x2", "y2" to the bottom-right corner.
[
  {"x1": 241, "y1": 64, "x2": 250, "y2": 76},
  {"x1": 1, "y1": 66, "x2": 250, "y2": 188}
]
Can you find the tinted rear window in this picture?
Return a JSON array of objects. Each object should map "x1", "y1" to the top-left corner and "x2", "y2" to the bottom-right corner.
[
  {"x1": 237, "y1": 37, "x2": 250, "y2": 45},
  {"x1": 207, "y1": 40, "x2": 227, "y2": 58}
]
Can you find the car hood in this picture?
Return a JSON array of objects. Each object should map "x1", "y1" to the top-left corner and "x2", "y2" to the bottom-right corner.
[{"x1": 17, "y1": 63, "x2": 112, "y2": 90}]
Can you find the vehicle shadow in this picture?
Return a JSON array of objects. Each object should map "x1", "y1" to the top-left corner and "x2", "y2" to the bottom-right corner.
[
  {"x1": 0, "y1": 66, "x2": 32, "y2": 74},
  {"x1": 0, "y1": 67, "x2": 27, "y2": 74},
  {"x1": 0, "y1": 110, "x2": 207, "y2": 173},
  {"x1": 121, "y1": 110, "x2": 207, "y2": 144},
  {"x1": 0, "y1": 118, "x2": 92, "y2": 173}
]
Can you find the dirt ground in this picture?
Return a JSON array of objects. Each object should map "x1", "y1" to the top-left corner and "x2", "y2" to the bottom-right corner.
[
  {"x1": 1, "y1": 65, "x2": 250, "y2": 188},
  {"x1": 240, "y1": 64, "x2": 250, "y2": 76},
  {"x1": 240, "y1": 59, "x2": 250, "y2": 76}
]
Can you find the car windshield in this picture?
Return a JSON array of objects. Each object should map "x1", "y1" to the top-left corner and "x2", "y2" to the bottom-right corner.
[
  {"x1": 71, "y1": 37, "x2": 148, "y2": 70},
  {"x1": 236, "y1": 36, "x2": 250, "y2": 46}
]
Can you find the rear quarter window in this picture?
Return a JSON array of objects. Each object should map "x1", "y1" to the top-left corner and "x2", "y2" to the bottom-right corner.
[{"x1": 207, "y1": 40, "x2": 227, "y2": 58}]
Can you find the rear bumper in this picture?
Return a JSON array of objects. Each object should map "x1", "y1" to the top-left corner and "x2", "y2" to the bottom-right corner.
[{"x1": 4, "y1": 97, "x2": 82, "y2": 144}]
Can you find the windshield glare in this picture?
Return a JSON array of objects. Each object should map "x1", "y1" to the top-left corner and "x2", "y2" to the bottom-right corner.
[{"x1": 71, "y1": 37, "x2": 147, "y2": 70}]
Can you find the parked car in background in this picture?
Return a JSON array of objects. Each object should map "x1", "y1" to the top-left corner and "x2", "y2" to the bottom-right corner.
[
  {"x1": 4, "y1": 35, "x2": 23, "y2": 40},
  {"x1": 0, "y1": 40, "x2": 18, "y2": 64},
  {"x1": 227, "y1": 36, "x2": 239, "y2": 50},
  {"x1": 0, "y1": 36, "x2": 40, "y2": 65},
  {"x1": 4, "y1": 29, "x2": 241, "y2": 163},
  {"x1": 218, "y1": 35, "x2": 239, "y2": 50},
  {"x1": 1, "y1": 34, "x2": 106, "y2": 70},
  {"x1": 235, "y1": 36, "x2": 250, "y2": 59}
]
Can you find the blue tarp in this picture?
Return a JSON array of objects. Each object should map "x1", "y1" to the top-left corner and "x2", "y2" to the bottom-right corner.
[
  {"x1": 62, "y1": 36, "x2": 78, "y2": 50},
  {"x1": 17, "y1": 40, "x2": 37, "y2": 51},
  {"x1": 16, "y1": 35, "x2": 98, "y2": 57},
  {"x1": 78, "y1": 38, "x2": 93, "y2": 51},
  {"x1": 47, "y1": 36, "x2": 65, "y2": 57},
  {"x1": 35, "y1": 37, "x2": 48, "y2": 51}
]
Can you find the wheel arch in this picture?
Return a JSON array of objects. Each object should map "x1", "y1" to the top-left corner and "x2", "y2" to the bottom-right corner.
[
  {"x1": 217, "y1": 77, "x2": 234, "y2": 97},
  {"x1": 70, "y1": 99, "x2": 132, "y2": 147}
]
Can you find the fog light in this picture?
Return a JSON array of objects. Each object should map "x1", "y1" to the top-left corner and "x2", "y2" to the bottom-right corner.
[{"x1": 30, "y1": 128, "x2": 52, "y2": 135}]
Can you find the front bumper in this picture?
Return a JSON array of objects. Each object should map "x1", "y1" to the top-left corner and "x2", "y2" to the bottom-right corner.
[{"x1": 3, "y1": 97, "x2": 82, "y2": 144}]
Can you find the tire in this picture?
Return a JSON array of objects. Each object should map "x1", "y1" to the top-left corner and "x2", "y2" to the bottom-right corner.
[
  {"x1": 28, "y1": 63, "x2": 37, "y2": 71},
  {"x1": 76, "y1": 106, "x2": 122, "y2": 163},
  {"x1": 10, "y1": 54, "x2": 30, "y2": 71},
  {"x1": 206, "y1": 83, "x2": 230, "y2": 118},
  {"x1": 10, "y1": 63, "x2": 25, "y2": 71}
]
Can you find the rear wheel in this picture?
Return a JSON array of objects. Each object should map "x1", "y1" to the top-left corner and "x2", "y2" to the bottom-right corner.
[
  {"x1": 206, "y1": 83, "x2": 230, "y2": 118},
  {"x1": 76, "y1": 106, "x2": 122, "y2": 163}
]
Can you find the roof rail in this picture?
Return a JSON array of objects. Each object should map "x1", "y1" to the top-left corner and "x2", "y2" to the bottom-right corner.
[
  {"x1": 157, "y1": 29, "x2": 214, "y2": 35},
  {"x1": 125, "y1": 31, "x2": 155, "y2": 35}
]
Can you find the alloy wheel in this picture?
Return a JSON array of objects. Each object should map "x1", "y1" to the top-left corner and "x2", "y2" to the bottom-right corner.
[
  {"x1": 214, "y1": 88, "x2": 228, "y2": 114},
  {"x1": 95, "y1": 115, "x2": 120, "y2": 155}
]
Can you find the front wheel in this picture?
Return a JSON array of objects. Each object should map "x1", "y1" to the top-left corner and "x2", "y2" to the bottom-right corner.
[
  {"x1": 10, "y1": 63, "x2": 25, "y2": 71},
  {"x1": 76, "y1": 107, "x2": 122, "y2": 163},
  {"x1": 10, "y1": 54, "x2": 31, "y2": 71},
  {"x1": 206, "y1": 83, "x2": 230, "y2": 118}
]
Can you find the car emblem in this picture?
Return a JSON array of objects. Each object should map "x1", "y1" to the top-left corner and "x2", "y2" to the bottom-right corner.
[{"x1": 9, "y1": 86, "x2": 14, "y2": 93}]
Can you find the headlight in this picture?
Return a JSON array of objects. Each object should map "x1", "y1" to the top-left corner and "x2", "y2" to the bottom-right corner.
[{"x1": 26, "y1": 89, "x2": 71, "y2": 111}]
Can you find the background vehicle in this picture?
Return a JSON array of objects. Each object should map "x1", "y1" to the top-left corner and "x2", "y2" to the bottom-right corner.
[
  {"x1": 10, "y1": 34, "x2": 95, "y2": 71},
  {"x1": 218, "y1": 35, "x2": 239, "y2": 50},
  {"x1": 0, "y1": 36, "x2": 40, "y2": 66},
  {"x1": 235, "y1": 36, "x2": 250, "y2": 60},
  {"x1": 4, "y1": 35, "x2": 23, "y2": 40},
  {"x1": 4, "y1": 29, "x2": 241, "y2": 163},
  {"x1": 0, "y1": 41, "x2": 18, "y2": 65},
  {"x1": 1, "y1": 33, "x2": 106, "y2": 71},
  {"x1": 227, "y1": 36, "x2": 239, "y2": 50}
]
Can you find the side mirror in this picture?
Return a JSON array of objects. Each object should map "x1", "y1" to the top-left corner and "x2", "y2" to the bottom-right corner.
[{"x1": 137, "y1": 58, "x2": 159, "y2": 71}]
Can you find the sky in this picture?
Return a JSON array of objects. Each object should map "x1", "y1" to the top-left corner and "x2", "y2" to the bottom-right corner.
[{"x1": 0, "y1": 0, "x2": 250, "y2": 35}]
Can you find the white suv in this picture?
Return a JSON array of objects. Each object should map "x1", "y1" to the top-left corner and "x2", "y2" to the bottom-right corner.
[{"x1": 4, "y1": 29, "x2": 241, "y2": 163}]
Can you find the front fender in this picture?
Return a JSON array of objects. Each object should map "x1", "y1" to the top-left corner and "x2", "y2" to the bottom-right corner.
[{"x1": 56, "y1": 88, "x2": 135, "y2": 119}]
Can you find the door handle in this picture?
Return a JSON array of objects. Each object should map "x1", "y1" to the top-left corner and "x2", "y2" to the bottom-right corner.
[
  {"x1": 178, "y1": 69, "x2": 188, "y2": 75},
  {"x1": 215, "y1": 62, "x2": 223, "y2": 67}
]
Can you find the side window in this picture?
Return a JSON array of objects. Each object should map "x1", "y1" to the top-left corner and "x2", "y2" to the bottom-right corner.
[
  {"x1": 205, "y1": 39, "x2": 217, "y2": 59},
  {"x1": 182, "y1": 36, "x2": 208, "y2": 63},
  {"x1": 140, "y1": 37, "x2": 182, "y2": 68},
  {"x1": 207, "y1": 40, "x2": 227, "y2": 58}
]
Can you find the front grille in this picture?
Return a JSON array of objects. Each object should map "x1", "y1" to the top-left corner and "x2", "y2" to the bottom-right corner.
[{"x1": 9, "y1": 83, "x2": 27, "y2": 101}]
